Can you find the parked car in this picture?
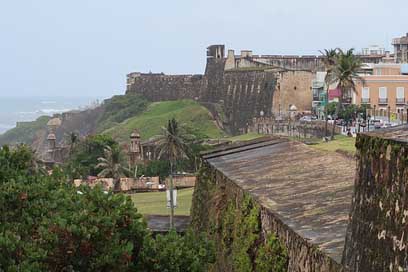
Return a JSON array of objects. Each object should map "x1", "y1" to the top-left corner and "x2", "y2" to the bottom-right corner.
[
  {"x1": 382, "y1": 122, "x2": 393, "y2": 128},
  {"x1": 371, "y1": 120, "x2": 382, "y2": 129},
  {"x1": 300, "y1": 116, "x2": 312, "y2": 122},
  {"x1": 299, "y1": 115, "x2": 318, "y2": 121}
]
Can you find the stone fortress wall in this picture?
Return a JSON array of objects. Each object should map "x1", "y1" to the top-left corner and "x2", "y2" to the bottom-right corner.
[
  {"x1": 126, "y1": 45, "x2": 318, "y2": 134},
  {"x1": 342, "y1": 126, "x2": 408, "y2": 272}
]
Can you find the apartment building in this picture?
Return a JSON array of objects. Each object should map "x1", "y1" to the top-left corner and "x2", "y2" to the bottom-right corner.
[
  {"x1": 354, "y1": 66, "x2": 408, "y2": 114},
  {"x1": 393, "y1": 33, "x2": 408, "y2": 63}
]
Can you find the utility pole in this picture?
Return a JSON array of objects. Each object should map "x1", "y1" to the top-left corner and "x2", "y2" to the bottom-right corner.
[{"x1": 169, "y1": 162, "x2": 175, "y2": 229}]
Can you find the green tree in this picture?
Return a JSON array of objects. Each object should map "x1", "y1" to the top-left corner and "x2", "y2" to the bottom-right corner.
[
  {"x1": 156, "y1": 118, "x2": 191, "y2": 228},
  {"x1": 97, "y1": 145, "x2": 129, "y2": 191},
  {"x1": 0, "y1": 144, "x2": 215, "y2": 271},
  {"x1": 66, "y1": 131, "x2": 79, "y2": 156},
  {"x1": 320, "y1": 48, "x2": 339, "y2": 137},
  {"x1": 64, "y1": 134, "x2": 118, "y2": 179},
  {"x1": 329, "y1": 49, "x2": 364, "y2": 139},
  {"x1": 137, "y1": 230, "x2": 215, "y2": 272}
]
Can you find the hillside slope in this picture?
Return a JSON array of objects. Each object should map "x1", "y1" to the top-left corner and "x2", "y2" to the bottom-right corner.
[
  {"x1": 0, "y1": 116, "x2": 51, "y2": 146},
  {"x1": 103, "y1": 100, "x2": 225, "y2": 143}
]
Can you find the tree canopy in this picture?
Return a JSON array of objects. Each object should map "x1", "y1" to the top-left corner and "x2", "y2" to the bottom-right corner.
[{"x1": 0, "y1": 145, "x2": 214, "y2": 271}]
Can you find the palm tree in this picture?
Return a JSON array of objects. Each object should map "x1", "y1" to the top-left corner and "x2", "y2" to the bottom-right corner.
[
  {"x1": 68, "y1": 132, "x2": 79, "y2": 156},
  {"x1": 97, "y1": 145, "x2": 128, "y2": 192},
  {"x1": 156, "y1": 118, "x2": 190, "y2": 229},
  {"x1": 330, "y1": 49, "x2": 364, "y2": 139},
  {"x1": 320, "y1": 49, "x2": 338, "y2": 138}
]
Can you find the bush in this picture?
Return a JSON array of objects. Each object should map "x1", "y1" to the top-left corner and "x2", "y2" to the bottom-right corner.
[
  {"x1": 137, "y1": 230, "x2": 215, "y2": 272},
  {"x1": 0, "y1": 178, "x2": 147, "y2": 271},
  {"x1": 0, "y1": 145, "x2": 215, "y2": 271},
  {"x1": 64, "y1": 134, "x2": 120, "y2": 178}
]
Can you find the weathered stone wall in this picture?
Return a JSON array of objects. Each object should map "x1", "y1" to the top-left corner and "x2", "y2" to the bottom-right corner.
[
  {"x1": 222, "y1": 69, "x2": 277, "y2": 133},
  {"x1": 191, "y1": 163, "x2": 344, "y2": 272},
  {"x1": 274, "y1": 71, "x2": 313, "y2": 114},
  {"x1": 126, "y1": 72, "x2": 203, "y2": 101},
  {"x1": 343, "y1": 133, "x2": 408, "y2": 271},
  {"x1": 126, "y1": 46, "x2": 315, "y2": 134}
]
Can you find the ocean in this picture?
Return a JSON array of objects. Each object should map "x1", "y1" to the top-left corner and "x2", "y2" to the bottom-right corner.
[{"x1": 0, "y1": 96, "x2": 102, "y2": 135}]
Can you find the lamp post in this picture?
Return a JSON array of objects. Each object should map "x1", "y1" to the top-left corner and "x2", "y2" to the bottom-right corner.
[
  {"x1": 388, "y1": 106, "x2": 391, "y2": 123},
  {"x1": 373, "y1": 105, "x2": 377, "y2": 121},
  {"x1": 405, "y1": 104, "x2": 408, "y2": 124}
]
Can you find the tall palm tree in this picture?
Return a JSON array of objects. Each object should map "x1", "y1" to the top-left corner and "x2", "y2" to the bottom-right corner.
[
  {"x1": 156, "y1": 118, "x2": 190, "y2": 229},
  {"x1": 68, "y1": 132, "x2": 79, "y2": 156},
  {"x1": 330, "y1": 49, "x2": 364, "y2": 139},
  {"x1": 320, "y1": 49, "x2": 338, "y2": 138},
  {"x1": 97, "y1": 145, "x2": 127, "y2": 192}
]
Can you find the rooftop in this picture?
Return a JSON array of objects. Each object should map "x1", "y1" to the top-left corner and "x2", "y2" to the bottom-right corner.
[{"x1": 202, "y1": 137, "x2": 356, "y2": 263}]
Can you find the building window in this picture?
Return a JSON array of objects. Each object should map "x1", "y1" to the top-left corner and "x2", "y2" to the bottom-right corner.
[
  {"x1": 361, "y1": 87, "x2": 370, "y2": 103},
  {"x1": 396, "y1": 87, "x2": 405, "y2": 104},
  {"x1": 378, "y1": 87, "x2": 388, "y2": 104}
]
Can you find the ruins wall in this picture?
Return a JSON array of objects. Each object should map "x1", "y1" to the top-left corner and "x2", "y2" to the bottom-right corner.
[
  {"x1": 222, "y1": 69, "x2": 277, "y2": 133},
  {"x1": 191, "y1": 163, "x2": 344, "y2": 272},
  {"x1": 274, "y1": 71, "x2": 314, "y2": 114},
  {"x1": 125, "y1": 46, "x2": 316, "y2": 134},
  {"x1": 342, "y1": 133, "x2": 408, "y2": 272},
  {"x1": 126, "y1": 73, "x2": 203, "y2": 101}
]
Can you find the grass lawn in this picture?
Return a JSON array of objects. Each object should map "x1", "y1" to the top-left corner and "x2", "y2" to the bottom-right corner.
[
  {"x1": 103, "y1": 100, "x2": 225, "y2": 143},
  {"x1": 309, "y1": 135, "x2": 356, "y2": 155},
  {"x1": 129, "y1": 188, "x2": 194, "y2": 216}
]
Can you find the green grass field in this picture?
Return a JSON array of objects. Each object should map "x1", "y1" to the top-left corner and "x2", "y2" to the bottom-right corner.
[
  {"x1": 130, "y1": 188, "x2": 194, "y2": 216},
  {"x1": 103, "y1": 100, "x2": 225, "y2": 143},
  {"x1": 309, "y1": 135, "x2": 356, "y2": 155}
]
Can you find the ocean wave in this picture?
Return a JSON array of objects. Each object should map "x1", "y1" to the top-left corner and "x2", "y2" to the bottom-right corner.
[
  {"x1": 41, "y1": 100, "x2": 57, "y2": 104},
  {"x1": 35, "y1": 108, "x2": 72, "y2": 114}
]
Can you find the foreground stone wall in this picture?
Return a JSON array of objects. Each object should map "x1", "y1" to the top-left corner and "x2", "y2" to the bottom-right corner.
[
  {"x1": 191, "y1": 163, "x2": 343, "y2": 272},
  {"x1": 343, "y1": 133, "x2": 408, "y2": 272},
  {"x1": 343, "y1": 134, "x2": 408, "y2": 272}
]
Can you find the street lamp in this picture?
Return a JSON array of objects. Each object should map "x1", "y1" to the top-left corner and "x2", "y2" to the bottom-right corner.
[{"x1": 373, "y1": 105, "x2": 377, "y2": 121}]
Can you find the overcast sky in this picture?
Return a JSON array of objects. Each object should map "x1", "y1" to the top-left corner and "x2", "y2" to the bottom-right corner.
[{"x1": 0, "y1": 0, "x2": 407, "y2": 98}]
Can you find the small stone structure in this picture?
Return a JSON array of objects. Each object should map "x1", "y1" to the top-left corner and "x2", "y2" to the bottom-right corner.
[
  {"x1": 164, "y1": 174, "x2": 196, "y2": 188},
  {"x1": 128, "y1": 130, "x2": 143, "y2": 167},
  {"x1": 44, "y1": 117, "x2": 68, "y2": 165}
]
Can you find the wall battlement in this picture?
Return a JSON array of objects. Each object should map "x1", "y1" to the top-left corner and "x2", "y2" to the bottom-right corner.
[{"x1": 126, "y1": 45, "x2": 315, "y2": 134}]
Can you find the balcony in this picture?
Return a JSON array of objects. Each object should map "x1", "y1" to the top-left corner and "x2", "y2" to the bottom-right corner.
[
  {"x1": 396, "y1": 98, "x2": 406, "y2": 104},
  {"x1": 361, "y1": 98, "x2": 370, "y2": 104},
  {"x1": 378, "y1": 98, "x2": 388, "y2": 104}
]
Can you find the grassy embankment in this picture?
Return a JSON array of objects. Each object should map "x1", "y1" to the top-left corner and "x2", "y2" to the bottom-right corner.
[
  {"x1": 307, "y1": 135, "x2": 356, "y2": 155},
  {"x1": 130, "y1": 188, "x2": 194, "y2": 216},
  {"x1": 104, "y1": 100, "x2": 225, "y2": 143},
  {"x1": 0, "y1": 116, "x2": 51, "y2": 146}
]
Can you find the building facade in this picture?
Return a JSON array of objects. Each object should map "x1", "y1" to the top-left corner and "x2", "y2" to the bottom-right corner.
[
  {"x1": 354, "y1": 75, "x2": 408, "y2": 114},
  {"x1": 393, "y1": 33, "x2": 408, "y2": 63}
]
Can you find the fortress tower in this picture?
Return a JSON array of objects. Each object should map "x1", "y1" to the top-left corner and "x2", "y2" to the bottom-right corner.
[{"x1": 129, "y1": 131, "x2": 142, "y2": 166}]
